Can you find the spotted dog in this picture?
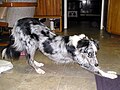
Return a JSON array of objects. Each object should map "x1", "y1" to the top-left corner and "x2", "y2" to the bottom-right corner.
[{"x1": 2, "y1": 18, "x2": 117, "y2": 79}]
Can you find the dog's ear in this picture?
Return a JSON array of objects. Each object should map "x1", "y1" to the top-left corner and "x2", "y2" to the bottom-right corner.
[
  {"x1": 77, "y1": 39, "x2": 89, "y2": 48},
  {"x1": 93, "y1": 40, "x2": 99, "y2": 50}
]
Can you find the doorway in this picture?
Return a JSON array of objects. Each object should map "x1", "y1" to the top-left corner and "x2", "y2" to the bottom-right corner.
[{"x1": 67, "y1": 0, "x2": 102, "y2": 30}]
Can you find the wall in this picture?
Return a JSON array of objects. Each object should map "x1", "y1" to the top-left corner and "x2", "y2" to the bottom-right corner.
[{"x1": 6, "y1": 0, "x2": 36, "y2": 27}]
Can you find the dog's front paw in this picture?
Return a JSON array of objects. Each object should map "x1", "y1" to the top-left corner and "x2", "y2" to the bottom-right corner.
[
  {"x1": 107, "y1": 71, "x2": 117, "y2": 75},
  {"x1": 35, "y1": 68, "x2": 45, "y2": 74},
  {"x1": 106, "y1": 72, "x2": 118, "y2": 79}
]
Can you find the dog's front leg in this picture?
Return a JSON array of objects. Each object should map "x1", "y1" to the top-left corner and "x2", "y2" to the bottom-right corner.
[
  {"x1": 81, "y1": 64, "x2": 117, "y2": 79},
  {"x1": 74, "y1": 55, "x2": 117, "y2": 79},
  {"x1": 94, "y1": 67, "x2": 118, "y2": 79}
]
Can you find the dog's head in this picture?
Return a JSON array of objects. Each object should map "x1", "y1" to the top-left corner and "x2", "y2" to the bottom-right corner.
[{"x1": 66, "y1": 34, "x2": 99, "y2": 66}]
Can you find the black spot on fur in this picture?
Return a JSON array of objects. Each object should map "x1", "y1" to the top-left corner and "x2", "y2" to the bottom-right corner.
[
  {"x1": 66, "y1": 45, "x2": 76, "y2": 56},
  {"x1": 63, "y1": 36, "x2": 69, "y2": 43},
  {"x1": 20, "y1": 38, "x2": 23, "y2": 41},
  {"x1": 42, "y1": 40, "x2": 53, "y2": 54},
  {"x1": 30, "y1": 33, "x2": 39, "y2": 41},
  {"x1": 77, "y1": 39, "x2": 89, "y2": 48},
  {"x1": 41, "y1": 30, "x2": 50, "y2": 37}
]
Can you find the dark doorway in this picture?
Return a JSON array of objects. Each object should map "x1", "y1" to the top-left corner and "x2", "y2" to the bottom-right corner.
[{"x1": 67, "y1": 0, "x2": 102, "y2": 29}]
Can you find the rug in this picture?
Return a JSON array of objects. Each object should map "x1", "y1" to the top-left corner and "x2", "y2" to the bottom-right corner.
[
  {"x1": 95, "y1": 75, "x2": 120, "y2": 90},
  {"x1": 0, "y1": 60, "x2": 13, "y2": 74}
]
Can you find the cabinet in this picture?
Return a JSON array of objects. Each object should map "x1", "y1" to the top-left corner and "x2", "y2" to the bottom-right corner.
[
  {"x1": 107, "y1": 0, "x2": 120, "y2": 35},
  {"x1": 34, "y1": 0, "x2": 63, "y2": 32},
  {"x1": 67, "y1": 0, "x2": 80, "y2": 21}
]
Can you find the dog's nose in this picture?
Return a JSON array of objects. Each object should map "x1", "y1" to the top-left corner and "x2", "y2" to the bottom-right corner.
[{"x1": 95, "y1": 64, "x2": 99, "y2": 67}]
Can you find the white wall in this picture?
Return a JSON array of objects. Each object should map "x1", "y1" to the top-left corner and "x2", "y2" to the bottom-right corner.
[{"x1": 6, "y1": 0, "x2": 36, "y2": 27}]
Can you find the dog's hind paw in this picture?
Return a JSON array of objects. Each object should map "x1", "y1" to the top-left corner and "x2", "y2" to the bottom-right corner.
[
  {"x1": 35, "y1": 68, "x2": 45, "y2": 74},
  {"x1": 34, "y1": 61, "x2": 44, "y2": 67}
]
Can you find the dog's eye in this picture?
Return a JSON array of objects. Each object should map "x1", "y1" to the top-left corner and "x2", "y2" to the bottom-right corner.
[
  {"x1": 88, "y1": 52, "x2": 93, "y2": 58},
  {"x1": 84, "y1": 48, "x2": 88, "y2": 53}
]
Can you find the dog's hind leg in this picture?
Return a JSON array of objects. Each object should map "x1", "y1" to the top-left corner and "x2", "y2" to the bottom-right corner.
[
  {"x1": 34, "y1": 60, "x2": 44, "y2": 67},
  {"x1": 25, "y1": 43, "x2": 45, "y2": 74}
]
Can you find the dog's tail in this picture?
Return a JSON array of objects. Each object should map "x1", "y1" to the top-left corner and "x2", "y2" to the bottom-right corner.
[
  {"x1": 2, "y1": 21, "x2": 22, "y2": 60},
  {"x1": 2, "y1": 45, "x2": 21, "y2": 60},
  {"x1": 2, "y1": 35, "x2": 21, "y2": 60}
]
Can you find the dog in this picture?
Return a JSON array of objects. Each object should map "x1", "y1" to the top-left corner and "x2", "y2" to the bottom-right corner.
[{"x1": 2, "y1": 17, "x2": 117, "y2": 79}]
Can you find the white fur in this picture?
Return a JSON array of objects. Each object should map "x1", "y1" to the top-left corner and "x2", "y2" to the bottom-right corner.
[{"x1": 99, "y1": 69, "x2": 117, "y2": 79}]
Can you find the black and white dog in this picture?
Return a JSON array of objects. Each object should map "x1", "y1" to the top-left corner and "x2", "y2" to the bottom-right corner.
[{"x1": 2, "y1": 18, "x2": 117, "y2": 79}]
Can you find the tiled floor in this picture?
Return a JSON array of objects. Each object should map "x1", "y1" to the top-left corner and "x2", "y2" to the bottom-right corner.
[{"x1": 0, "y1": 21, "x2": 120, "y2": 90}]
